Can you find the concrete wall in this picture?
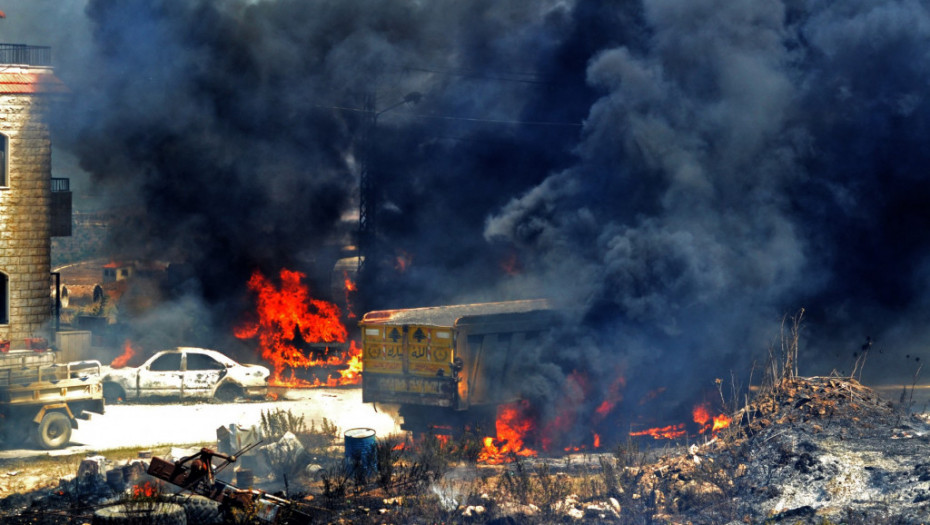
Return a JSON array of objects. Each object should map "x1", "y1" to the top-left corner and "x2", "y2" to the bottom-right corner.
[{"x1": 0, "y1": 82, "x2": 55, "y2": 348}]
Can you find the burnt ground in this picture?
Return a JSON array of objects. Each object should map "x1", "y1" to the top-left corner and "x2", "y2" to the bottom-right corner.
[
  {"x1": 633, "y1": 376, "x2": 930, "y2": 524},
  {"x1": 1, "y1": 375, "x2": 929, "y2": 524}
]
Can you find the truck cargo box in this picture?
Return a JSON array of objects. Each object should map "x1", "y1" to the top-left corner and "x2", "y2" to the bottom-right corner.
[{"x1": 359, "y1": 299, "x2": 557, "y2": 413}]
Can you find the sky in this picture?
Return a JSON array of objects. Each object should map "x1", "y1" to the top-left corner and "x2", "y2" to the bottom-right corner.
[{"x1": 5, "y1": 0, "x2": 930, "y2": 438}]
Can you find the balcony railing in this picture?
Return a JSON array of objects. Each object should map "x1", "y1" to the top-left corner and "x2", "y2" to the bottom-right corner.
[
  {"x1": 51, "y1": 178, "x2": 69, "y2": 192},
  {"x1": 0, "y1": 44, "x2": 51, "y2": 67}
]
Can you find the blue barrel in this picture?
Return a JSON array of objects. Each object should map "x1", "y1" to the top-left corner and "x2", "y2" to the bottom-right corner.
[{"x1": 344, "y1": 428, "x2": 377, "y2": 479}]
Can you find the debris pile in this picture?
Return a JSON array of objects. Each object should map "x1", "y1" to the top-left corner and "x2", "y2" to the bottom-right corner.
[{"x1": 625, "y1": 376, "x2": 930, "y2": 524}]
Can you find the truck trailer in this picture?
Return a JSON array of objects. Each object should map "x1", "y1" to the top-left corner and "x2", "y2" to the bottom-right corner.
[
  {"x1": 0, "y1": 349, "x2": 105, "y2": 449},
  {"x1": 359, "y1": 299, "x2": 557, "y2": 434}
]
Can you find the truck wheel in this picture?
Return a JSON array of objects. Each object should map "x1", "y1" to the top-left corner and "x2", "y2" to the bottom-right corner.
[
  {"x1": 103, "y1": 382, "x2": 126, "y2": 404},
  {"x1": 92, "y1": 502, "x2": 186, "y2": 525},
  {"x1": 214, "y1": 384, "x2": 242, "y2": 403},
  {"x1": 36, "y1": 411, "x2": 72, "y2": 450}
]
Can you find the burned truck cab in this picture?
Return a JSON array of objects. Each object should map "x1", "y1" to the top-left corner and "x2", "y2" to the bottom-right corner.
[{"x1": 358, "y1": 299, "x2": 557, "y2": 434}]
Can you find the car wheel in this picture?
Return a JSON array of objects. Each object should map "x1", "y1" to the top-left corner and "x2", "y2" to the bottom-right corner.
[
  {"x1": 36, "y1": 411, "x2": 72, "y2": 450},
  {"x1": 214, "y1": 384, "x2": 242, "y2": 403},
  {"x1": 103, "y1": 382, "x2": 126, "y2": 404}
]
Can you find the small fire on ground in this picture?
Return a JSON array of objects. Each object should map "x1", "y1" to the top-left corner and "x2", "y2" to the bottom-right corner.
[
  {"x1": 629, "y1": 402, "x2": 732, "y2": 440},
  {"x1": 476, "y1": 392, "x2": 733, "y2": 464},
  {"x1": 235, "y1": 268, "x2": 361, "y2": 388},
  {"x1": 478, "y1": 400, "x2": 538, "y2": 465}
]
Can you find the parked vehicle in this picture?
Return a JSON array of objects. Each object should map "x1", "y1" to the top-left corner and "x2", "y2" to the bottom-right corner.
[
  {"x1": 102, "y1": 347, "x2": 270, "y2": 403},
  {"x1": 0, "y1": 349, "x2": 105, "y2": 449},
  {"x1": 359, "y1": 299, "x2": 558, "y2": 434}
]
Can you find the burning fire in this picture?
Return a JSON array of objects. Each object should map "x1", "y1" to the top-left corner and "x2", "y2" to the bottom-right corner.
[
  {"x1": 394, "y1": 250, "x2": 413, "y2": 273},
  {"x1": 630, "y1": 402, "x2": 732, "y2": 440},
  {"x1": 500, "y1": 252, "x2": 522, "y2": 276},
  {"x1": 110, "y1": 340, "x2": 136, "y2": 368},
  {"x1": 343, "y1": 271, "x2": 357, "y2": 318},
  {"x1": 693, "y1": 402, "x2": 732, "y2": 434},
  {"x1": 234, "y1": 268, "x2": 361, "y2": 387},
  {"x1": 132, "y1": 481, "x2": 158, "y2": 498},
  {"x1": 478, "y1": 400, "x2": 538, "y2": 464},
  {"x1": 630, "y1": 423, "x2": 688, "y2": 440}
]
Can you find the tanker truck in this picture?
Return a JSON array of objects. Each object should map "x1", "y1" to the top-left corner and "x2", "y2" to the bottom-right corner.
[{"x1": 358, "y1": 299, "x2": 557, "y2": 434}]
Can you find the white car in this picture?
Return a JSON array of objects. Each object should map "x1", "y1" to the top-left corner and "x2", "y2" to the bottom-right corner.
[{"x1": 102, "y1": 347, "x2": 270, "y2": 403}]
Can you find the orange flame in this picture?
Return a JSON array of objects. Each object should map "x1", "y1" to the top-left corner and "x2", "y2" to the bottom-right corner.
[
  {"x1": 712, "y1": 413, "x2": 732, "y2": 432},
  {"x1": 342, "y1": 271, "x2": 357, "y2": 319},
  {"x1": 631, "y1": 402, "x2": 733, "y2": 441},
  {"x1": 478, "y1": 400, "x2": 538, "y2": 464},
  {"x1": 500, "y1": 252, "x2": 522, "y2": 276},
  {"x1": 395, "y1": 250, "x2": 413, "y2": 273},
  {"x1": 593, "y1": 374, "x2": 625, "y2": 422},
  {"x1": 110, "y1": 340, "x2": 136, "y2": 368},
  {"x1": 234, "y1": 268, "x2": 360, "y2": 387},
  {"x1": 132, "y1": 481, "x2": 158, "y2": 498},
  {"x1": 693, "y1": 402, "x2": 732, "y2": 435},
  {"x1": 692, "y1": 404, "x2": 711, "y2": 427},
  {"x1": 629, "y1": 423, "x2": 687, "y2": 440}
]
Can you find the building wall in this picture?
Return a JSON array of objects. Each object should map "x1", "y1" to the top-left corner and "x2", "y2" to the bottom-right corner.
[{"x1": 0, "y1": 89, "x2": 53, "y2": 348}]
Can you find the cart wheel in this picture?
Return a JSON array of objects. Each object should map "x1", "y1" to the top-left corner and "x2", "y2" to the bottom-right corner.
[
  {"x1": 92, "y1": 502, "x2": 186, "y2": 525},
  {"x1": 36, "y1": 411, "x2": 72, "y2": 450},
  {"x1": 164, "y1": 494, "x2": 223, "y2": 525}
]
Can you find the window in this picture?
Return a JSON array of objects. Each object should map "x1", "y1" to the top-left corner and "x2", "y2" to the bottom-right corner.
[
  {"x1": 186, "y1": 352, "x2": 225, "y2": 371},
  {"x1": 149, "y1": 353, "x2": 182, "y2": 371},
  {"x1": 0, "y1": 272, "x2": 7, "y2": 324},
  {"x1": 0, "y1": 133, "x2": 7, "y2": 187}
]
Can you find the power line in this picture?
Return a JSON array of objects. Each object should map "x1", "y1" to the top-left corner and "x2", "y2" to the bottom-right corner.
[
  {"x1": 314, "y1": 104, "x2": 583, "y2": 128},
  {"x1": 409, "y1": 112, "x2": 582, "y2": 128},
  {"x1": 400, "y1": 65, "x2": 567, "y2": 86}
]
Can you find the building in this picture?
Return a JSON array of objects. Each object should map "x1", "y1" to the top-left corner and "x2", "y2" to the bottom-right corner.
[{"x1": 0, "y1": 44, "x2": 70, "y2": 350}]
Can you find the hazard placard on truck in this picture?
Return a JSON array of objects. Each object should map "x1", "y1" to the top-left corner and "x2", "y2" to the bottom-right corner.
[{"x1": 359, "y1": 299, "x2": 558, "y2": 433}]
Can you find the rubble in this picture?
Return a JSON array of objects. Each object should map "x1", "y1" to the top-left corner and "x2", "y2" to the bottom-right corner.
[{"x1": 626, "y1": 376, "x2": 930, "y2": 524}]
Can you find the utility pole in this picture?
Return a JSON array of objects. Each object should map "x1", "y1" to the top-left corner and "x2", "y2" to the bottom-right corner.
[
  {"x1": 357, "y1": 92, "x2": 377, "y2": 281},
  {"x1": 356, "y1": 91, "x2": 422, "y2": 308}
]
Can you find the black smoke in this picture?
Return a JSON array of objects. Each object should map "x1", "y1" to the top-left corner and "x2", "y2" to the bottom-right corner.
[{"x1": 7, "y1": 0, "x2": 930, "y2": 442}]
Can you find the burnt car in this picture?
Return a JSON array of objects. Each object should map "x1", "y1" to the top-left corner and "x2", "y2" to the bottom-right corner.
[{"x1": 102, "y1": 347, "x2": 270, "y2": 403}]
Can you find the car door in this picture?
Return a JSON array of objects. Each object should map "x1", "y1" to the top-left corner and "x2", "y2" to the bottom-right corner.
[
  {"x1": 136, "y1": 353, "x2": 183, "y2": 398},
  {"x1": 182, "y1": 351, "x2": 227, "y2": 398}
]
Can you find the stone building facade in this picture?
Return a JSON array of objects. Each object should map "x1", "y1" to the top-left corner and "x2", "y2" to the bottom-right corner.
[{"x1": 0, "y1": 63, "x2": 68, "y2": 350}]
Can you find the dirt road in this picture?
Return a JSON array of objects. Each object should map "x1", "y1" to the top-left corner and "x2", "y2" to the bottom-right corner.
[{"x1": 0, "y1": 387, "x2": 400, "y2": 460}]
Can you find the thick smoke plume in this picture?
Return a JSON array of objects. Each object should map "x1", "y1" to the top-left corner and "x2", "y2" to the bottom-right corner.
[{"x1": 7, "y1": 0, "x2": 930, "y2": 442}]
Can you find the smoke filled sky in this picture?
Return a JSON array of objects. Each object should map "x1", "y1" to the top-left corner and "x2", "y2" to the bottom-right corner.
[{"x1": 6, "y1": 1, "x2": 930, "y2": 417}]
